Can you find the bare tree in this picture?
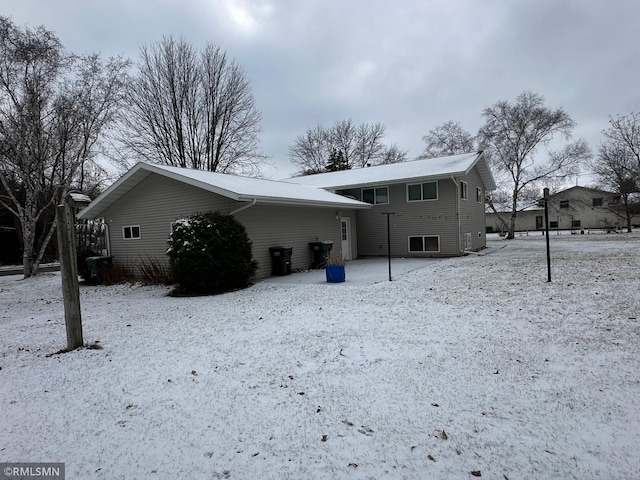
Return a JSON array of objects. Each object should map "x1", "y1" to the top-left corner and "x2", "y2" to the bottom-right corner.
[
  {"x1": 289, "y1": 119, "x2": 398, "y2": 174},
  {"x1": 588, "y1": 142, "x2": 638, "y2": 232},
  {"x1": 288, "y1": 125, "x2": 332, "y2": 175},
  {"x1": 120, "y1": 37, "x2": 264, "y2": 175},
  {"x1": 478, "y1": 91, "x2": 589, "y2": 239},
  {"x1": 602, "y1": 112, "x2": 640, "y2": 182},
  {"x1": 352, "y1": 122, "x2": 387, "y2": 168},
  {"x1": 0, "y1": 17, "x2": 128, "y2": 277},
  {"x1": 418, "y1": 121, "x2": 476, "y2": 159},
  {"x1": 379, "y1": 143, "x2": 408, "y2": 164}
]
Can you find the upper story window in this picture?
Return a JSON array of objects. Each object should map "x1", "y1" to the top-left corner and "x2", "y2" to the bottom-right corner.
[
  {"x1": 460, "y1": 181, "x2": 468, "y2": 200},
  {"x1": 123, "y1": 225, "x2": 141, "y2": 239},
  {"x1": 559, "y1": 200, "x2": 569, "y2": 209},
  {"x1": 407, "y1": 181, "x2": 438, "y2": 202},
  {"x1": 362, "y1": 186, "x2": 389, "y2": 205},
  {"x1": 476, "y1": 187, "x2": 483, "y2": 203},
  {"x1": 592, "y1": 198, "x2": 603, "y2": 207}
]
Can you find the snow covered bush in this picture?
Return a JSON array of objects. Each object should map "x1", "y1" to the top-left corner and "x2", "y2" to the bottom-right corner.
[{"x1": 166, "y1": 212, "x2": 258, "y2": 294}]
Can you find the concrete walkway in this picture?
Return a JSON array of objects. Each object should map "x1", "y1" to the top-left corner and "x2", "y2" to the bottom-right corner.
[{"x1": 263, "y1": 257, "x2": 443, "y2": 286}]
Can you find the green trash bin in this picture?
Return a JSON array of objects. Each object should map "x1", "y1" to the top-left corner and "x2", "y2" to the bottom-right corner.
[
  {"x1": 308, "y1": 240, "x2": 333, "y2": 269},
  {"x1": 269, "y1": 246, "x2": 293, "y2": 275},
  {"x1": 85, "y1": 256, "x2": 112, "y2": 284}
]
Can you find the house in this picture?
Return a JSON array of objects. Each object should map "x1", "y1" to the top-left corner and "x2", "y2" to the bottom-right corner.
[
  {"x1": 285, "y1": 151, "x2": 496, "y2": 258},
  {"x1": 485, "y1": 186, "x2": 639, "y2": 233},
  {"x1": 77, "y1": 162, "x2": 371, "y2": 279},
  {"x1": 78, "y1": 151, "x2": 495, "y2": 279}
]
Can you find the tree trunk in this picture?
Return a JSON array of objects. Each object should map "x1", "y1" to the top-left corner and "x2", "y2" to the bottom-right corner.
[
  {"x1": 22, "y1": 220, "x2": 36, "y2": 278},
  {"x1": 507, "y1": 212, "x2": 517, "y2": 239},
  {"x1": 624, "y1": 196, "x2": 632, "y2": 233},
  {"x1": 33, "y1": 215, "x2": 59, "y2": 275}
]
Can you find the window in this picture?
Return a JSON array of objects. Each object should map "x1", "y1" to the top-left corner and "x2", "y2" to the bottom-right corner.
[
  {"x1": 611, "y1": 196, "x2": 620, "y2": 205},
  {"x1": 123, "y1": 225, "x2": 141, "y2": 239},
  {"x1": 592, "y1": 198, "x2": 603, "y2": 207},
  {"x1": 362, "y1": 186, "x2": 388, "y2": 205},
  {"x1": 572, "y1": 220, "x2": 581, "y2": 228},
  {"x1": 461, "y1": 181, "x2": 468, "y2": 200},
  {"x1": 560, "y1": 200, "x2": 569, "y2": 208},
  {"x1": 550, "y1": 221, "x2": 558, "y2": 229},
  {"x1": 407, "y1": 181, "x2": 438, "y2": 202},
  {"x1": 408, "y1": 235, "x2": 439, "y2": 252},
  {"x1": 476, "y1": 187, "x2": 482, "y2": 203},
  {"x1": 478, "y1": 232, "x2": 482, "y2": 238}
]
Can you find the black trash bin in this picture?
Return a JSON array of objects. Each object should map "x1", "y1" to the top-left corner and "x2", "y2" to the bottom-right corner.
[
  {"x1": 308, "y1": 240, "x2": 333, "y2": 269},
  {"x1": 85, "y1": 256, "x2": 112, "y2": 284},
  {"x1": 269, "y1": 246, "x2": 293, "y2": 276}
]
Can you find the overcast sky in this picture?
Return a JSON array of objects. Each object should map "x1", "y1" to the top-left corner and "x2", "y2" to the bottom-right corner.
[{"x1": 4, "y1": 0, "x2": 639, "y2": 180}]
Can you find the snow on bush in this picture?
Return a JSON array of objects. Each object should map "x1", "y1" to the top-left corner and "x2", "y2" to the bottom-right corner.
[{"x1": 166, "y1": 212, "x2": 257, "y2": 294}]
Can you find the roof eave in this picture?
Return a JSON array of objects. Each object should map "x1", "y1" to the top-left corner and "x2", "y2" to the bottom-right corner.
[{"x1": 240, "y1": 196, "x2": 371, "y2": 209}]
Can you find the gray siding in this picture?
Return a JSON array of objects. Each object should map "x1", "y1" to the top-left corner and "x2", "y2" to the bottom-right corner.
[
  {"x1": 235, "y1": 205, "x2": 353, "y2": 278},
  {"x1": 101, "y1": 172, "x2": 352, "y2": 280},
  {"x1": 340, "y1": 165, "x2": 489, "y2": 257},
  {"x1": 458, "y1": 168, "x2": 488, "y2": 251},
  {"x1": 102, "y1": 173, "x2": 236, "y2": 273},
  {"x1": 342, "y1": 179, "x2": 460, "y2": 257}
]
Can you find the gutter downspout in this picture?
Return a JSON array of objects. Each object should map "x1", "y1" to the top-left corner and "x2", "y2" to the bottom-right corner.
[
  {"x1": 451, "y1": 175, "x2": 462, "y2": 255},
  {"x1": 229, "y1": 198, "x2": 257, "y2": 216},
  {"x1": 104, "y1": 222, "x2": 111, "y2": 257}
]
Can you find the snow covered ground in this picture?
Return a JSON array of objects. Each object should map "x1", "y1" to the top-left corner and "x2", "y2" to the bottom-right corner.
[{"x1": 1, "y1": 232, "x2": 639, "y2": 479}]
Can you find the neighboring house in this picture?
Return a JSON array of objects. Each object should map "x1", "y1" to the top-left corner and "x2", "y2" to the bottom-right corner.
[
  {"x1": 486, "y1": 186, "x2": 639, "y2": 233},
  {"x1": 79, "y1": 152, "x2": 495, "y2": 279},
  {"x1": 286, "y1": 151, "x2": 496, "y2": 258}
]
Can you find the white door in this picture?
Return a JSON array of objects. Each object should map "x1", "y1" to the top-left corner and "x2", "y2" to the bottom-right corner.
[{"x1": 340, "y1": 217, "x2": 351, "y2": 260}]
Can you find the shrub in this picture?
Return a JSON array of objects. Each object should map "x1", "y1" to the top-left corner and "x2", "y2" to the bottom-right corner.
[
  {"x1": 139, "y1": 256, "x2": 173, "y2": 285},
  {"x1": 166, "y1": 212, "x2": 258, "y2": 294},
  {"x1": 100, "y1": 264, "x2": 133, "y2": 285}
]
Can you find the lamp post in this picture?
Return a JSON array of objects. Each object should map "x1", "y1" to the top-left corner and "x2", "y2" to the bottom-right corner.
[
  {"x1": 543, "y1": 188, "x2": 551, "y2": 282},
  {"x1": 381, "y1": 212, "x2": 395, "y2": 281}
]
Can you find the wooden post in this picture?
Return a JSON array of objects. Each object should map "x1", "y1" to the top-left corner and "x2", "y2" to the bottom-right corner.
[{"x1": 56, "y1": 198, "x2": 83, "y2": 350}]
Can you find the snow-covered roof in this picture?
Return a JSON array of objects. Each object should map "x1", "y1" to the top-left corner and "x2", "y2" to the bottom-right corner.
[
  {"x1": 284, "y1": 152, "x2": 496, "y2": 191},
  {"x1": 69, "y1": 192, "x2": 92, "y2": 204},
  {"x1": 78, "y1": 162, "x2": 371, "y2": 219},
  {"x1": 546, "y1": 185, "x2": 618, "y2": 198}
]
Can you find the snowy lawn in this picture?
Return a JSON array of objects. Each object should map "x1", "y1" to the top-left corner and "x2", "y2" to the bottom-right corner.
[{"x1": 1, "y1": 232, "x2": 639, "y2": 479}]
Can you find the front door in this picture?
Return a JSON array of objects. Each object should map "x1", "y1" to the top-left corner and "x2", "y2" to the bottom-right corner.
[{"x1": 340, "y1": 217, "x2": 351, "y2": 260}]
